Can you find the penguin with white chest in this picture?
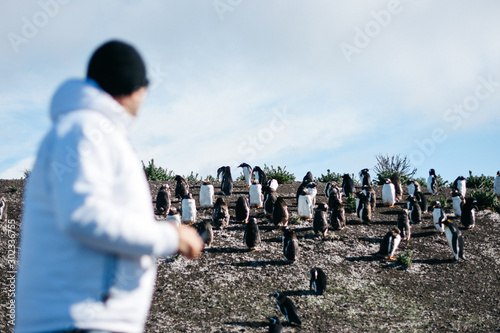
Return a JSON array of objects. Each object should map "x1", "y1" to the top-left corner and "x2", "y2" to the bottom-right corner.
[
  {"x1": 461, "y1": 197, "x2": 478, "y2": 229},
  {"x1": 382, "y1": 179, "x2": 396, "y2": 207},
  {"x1": 443, "y1": 219, "x2": 466, "y2": 261},
  {"x1": 181, "y1": 193, "x2": 197, "y2": 224},
  {"x1": 244, "y1": 217, "x2": 261, "y2": 250},
  {"x1": 356, "y1": 191, "x2": 372, "y2": 224},
  {"x1": 252, "y1": 166, "x2": 267, "y2": 187},
  {"x1": 306, "y1": 182, "x2": 318, "y2": 206},
  {"x1": 235, "y1": 196, "x2": 250, "y2": 223},
  {"x1": 427, "y1": 169, "x2": 438, "y2": 195},
  {"x1": 309, "y1": 267, "x2": 327, "y2": 295},
  {"x1": 282, "y1": 227, "x2": 299, "y2": 262},
  {"x1": 213, "y1": 197, "x2": 230, "y2": 229},
  {"x1": 237, "y1": 162, "x2": 252, "y2": 187},
  {"x1": 267, "y1": 178, "x2": 279, "y2": 192},
  {"x1": 313, "y1": 203, "x2": 329, "y2": 236},
  {"x1": 408, "y1": 195, "x2": 422, "y2": 224},
  {"x1": 376, "y1": 228, "x2": 401, "y2": 261},
  {"x1": 199, "y1": 180, "x2": 215, "y2": 209},
  {"x1": 329, "y1": 196, "x2": 346, "y2": 230},
  {"x1": 271, "y1": 292, "x2": 302, "y2": 326},
  {"x1": 297, "y1": 188, "x2": 313, "y2": 220},
  {"x1": 249, "y1": 180, "x2": 263, "y2": 208},
  {"x1": 362, "y1": 185, "x2": 376, "y2": 211},
  {"x1": 432, "y1": 201, "x2": 446, "y2": 233},
  {"x1": 217, "y1": 166, "x2": 233, "y2": 196},
  {"x1": 453, "y1": 176, "x2": 467, "y2": 197},
  {"x1": 165, "y1": 207, "x2": 181, "y2": 226},
  {"x1": 155, "y1": 184, "x2": 171, "y2": 216},
  {"x1": 359, "y1": 168, "x2": 371, "y2": 187},
  {"x1": 407, "y1": 179, "x2": 421, "y2": 196},
  {"x1": 494, "y1": 171, "x2": 500, "y2": 198},
  {"x1": 451, "y1": 189, "x2": 465, "y2": 217}
]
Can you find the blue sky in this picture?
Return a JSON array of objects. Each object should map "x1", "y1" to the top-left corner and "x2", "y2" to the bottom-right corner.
[{"x1": 1, "y1": 0, "x2": 499, "y2": 182}]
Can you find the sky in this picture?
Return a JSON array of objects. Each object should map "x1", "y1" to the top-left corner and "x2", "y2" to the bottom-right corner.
[{"x1": 1, "y1": 0, "x2": 499, "y2": 182}]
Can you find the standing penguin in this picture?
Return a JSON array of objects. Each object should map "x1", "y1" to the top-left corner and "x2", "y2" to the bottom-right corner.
[
  {"x1": 451, "y1": 189, "x2": 465, "y2": 217},
  {"x1": 237, "y1": 162, "x2": 253, "y2": 187},
  {"x1": 325, "y1": 181, "x2": 342, "y2": 201},
  {"x1": 359, "y1": 168, "x2": 371, "y2": 187},
  {"x1": 309, "y1": 267, "x2": 327, "y2": 295},
  {"x1": 271, "y1": 292, "x2": 302, "y2": 326},
  {"x1": 306, "y1": 182, "x2": 318, "y2": 206},
  {"x1": 267, "y1": 179, "x2": 279, "y2": 192},
  {"x1": 382, "y1": 178, "x2": 396, "y2": 207},
  {"x1": 375, "y1": 228, "x2": 402, "y2": 260},
  {"x1": 432, "y1": 201, "x2": 447, "y2": 233},
  {"x1": 362, "y1": 185, "x2": 376, "y2": 211},
  {"x1": 452, "y1": 176, "x2": 467, "y2": 197},
  {"x1": 427, "y1": 169, "x2": 438, "y2": 195},
  {"x1": 330, "y1": 198, "x2": 346, "y2": 230},
  {"x1": 407, "y1": 179, "x2": 421, "y2": 196},
  {"x1": 273, "y1": 197, "x2": 289, "y2": 227},
  {"x1": 235, "y1": 196, "x2": 250, "y2": 223},
  {"x1": 165, "y1": 207, "x2": 181, "y2": 226},
  {"x1": 408, "y1": 195, "x2": 422, "y2": 224},
  {"x1": 212, "y1": 197, "x2": 230, "y2": 229},
  {"x1": 443, "y1": 219, "x2": 466, "y2": 261},
  {"x1": 252, "y1": 166, "x2": 267, "y2": 187},
  {"x1": 268, "y1": 317, "x2": 283, "y2": 333},
  {"x1": 397, "y1": 209, "x2": 411, "y2": 241},
  {"x1": 303, "y1": 171, "x2": 314, "y2": 183},
  {"x1": 196, "y1": 221, "x2": 213, "y2": 248},
  {"x1": 155, "y1": 184, "x2": 171, "y2": 215},
  {"x1": 297, "y1": 188, "x2": 313, "y2": 220},
  {"x1": 390, "y1": 173, "x2": 404, "y2": 202},
  {"x1": 282, "y1": 227, "x2": 299, "y2": 262},
  {"x1": 174, "y1": 175, "x2": 189, "y2": 199},
  {"x1": 494, "y1": 171, "x2": 500, "y2": 198},
  {"x1": 244, "y1": 218, "x2": 261, "y2": 250},
  {"x1": 414, "y1": 190, "x2": 428, "y2": 213},
  {"x1": 356, "y1": 192, "x2": 372, "y2": 224},
  {"x1": 181, "y1": 193, "x2": 197, "y2": 224},
  {"x1": 249, "y1": 180, "x2": 263, "y2": 208},
  {"x1": 263, "y1": 186, "x2": 278, "y2": 217},
  {"x1": 199, "y1": 180, "x2": 215, "y2": 209},
  {"x1": 342, "y1": 174, "x2": 355, "y2": 198},
  {"x1": 313, "y1": 203, "x2": 329, "y2": 236},
  {"x1": 461, "y1": 197, "x2": 478, "y2": 229},
  {"x1": 217, "y1": 166, "x2": 233, "y2": 196}
]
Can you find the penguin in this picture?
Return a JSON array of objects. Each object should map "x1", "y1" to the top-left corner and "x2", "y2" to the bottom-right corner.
[
  {"x1": 217, "y1": 166, "x2": 233, "y2": 196},
  {"x1": 309, "y1": 267, "x2": 327, "y2": 295},
  {"x1": 414, "y1": 190, "x2": 428, "y2": 213},
  {"x1": 271, "y1": 292, "x2": 302, "y2": 326},
  {"x1": 461, "y1": 197, "x2": 478, "y2": 229},
  {"x1": 362, "y1": 184, "x2": 376, "y2": 211},
  {"x1": 329, "y1": 197, "x2": 346, "y2": 230},
  {"x1": 359, "y1": 168, "x2": 371, "y2": 187},
  {"x1": 303, "y1": 171, "x2": 314, "y2": 183},
  {"x1": 252, "y1": 166, "x2": 267, "y2": 187},
  {"x1": 282, "y1": 227, "x2": 299, "y2": 262},
  {"x1": 382, "y1": 178, "x2": 396, "y2": 207},
  {"x1": 328, "y1": 186, "x2": 342, "y2": 213},
  {"x1": 297, "y1": 188, "x2": 313, "y2": 220},
  {"x1": 235, "y1": 196, "x2": 250, "y2": 223},
  {"x1": 268, "y1": 317, "x2": 283, "y2": 333},
  {"x1": 452, "y1": 176, "x2": 467, "y2": 197},
  {"x1": 397, "y1": 209, "x2": 411, "y2": 241},
  {"x1": 443, "y1": 219, "x2": 466, "y2": 261},
  {"x1": 165, "y1": 207, "x2": 181, "y2": 226},
  {"x1": 407, "y1": 179, "x2": 421, "y2": 196},
  {"x1": 408, "y1": 195, "x2": 422, "y2": 224},
  {"x1": 376, "y1": 228, "x2": 401, "y2": 260},
  {"x1": 249, "y1": 180, "x2": 263, "y2": 208},
  {"x1": 390, "y1": 173, "x2": 404, "y2": 202},
  {"x1": 432, "y1": 201, "x2": 446, "y2": 232},
  {"x1": 296, "y1": 180, "x2": 308, "y2": 204},
  {"x1": 237, "y1": 162, "x2": 253, "y2": 187},
  {"x1": 199, "y1": 180, "x2": 215, "y2": 209},
  {"x1": 306, "y1": 182, "x2": 318, "y2": 207},
  {"x1": 427, "y1": 169, "x2": 438, "y2": 195},
  {"x1": 342, "y1": 174, "x2": 355, "y2": 197},
  {"x1": 451, "y1": 189, "x2": 465, "y2": 217},
  {"x1": 313, "y1": 203, "x2": 329, "y2": 236},
  {"x1": 267, "y1": 178, "x2": 279, "y2": 191},
  {"x1": 244, "y1": 217, "x2": 261, "y2": 250},
  {"x1": 325, "y1": 181, "x2": 342, "y2": 201},
  {"x1": 263, "y1": 186, "x2": 278, "y2": 217},
  {"x1": 155, "y1": 184, "x2": 171, "y2": 216},
  {"x1": 196, "y1": 220, "x2": 213, "y2": 248},
  {"x1": 273, "y1": 197, "x2": 289, "y2": 227},
  {"x1": 212, "y1": 197, "x2": 230, "y2": 229},
  {"x1": 0, "y1": 196, "x2": 7, "y2": 221},
  {"x1": 494, "y1": 171, "x2": 500, "y2": 198},
  {"x1": 174, "y1": 175, "x2": 189, "y2": 199},
  {"x1": 181, "y1": 193, "x2": 197, "y2": 224},
  {"x1": 356, "y1": 191, "x2": 372, "y2": 224}
]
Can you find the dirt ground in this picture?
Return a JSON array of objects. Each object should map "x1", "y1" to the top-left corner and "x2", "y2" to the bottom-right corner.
[{"x1": 1, "y1": 179, "x2": 499, "y2": 332}]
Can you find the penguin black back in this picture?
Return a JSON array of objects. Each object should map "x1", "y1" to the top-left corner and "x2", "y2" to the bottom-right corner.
[
  {"x1": 218, "y1": 166, "x2": 233, "y2": 195},
  {"x1": 359, "y1": 168, "x2": 371, "y2": 187},
  {"x1": 155, "y1": 184, "x2": 171, "y2": 215},
  {"x1": 390, "y1": 173, "x2": 403, "y2": 202},
  {"x1": 313, "y1": 203, "x2": 329, "y2": 236},
  {"x1": 303, "y1": 171, "x2": 314, "y2": 183},
  {"x1": 342, "y1": 174, "x2": 355, "y2": 197},
  {"x1": 212, "y1": 197, "x2": 230, "y2": 229},
  {"x1": 235, "y1": 196, "x2": 250, "y2": 223},
  {"x1": 252, "y1": 166, "x2": 267, "y2": 186},
  {"x1": 461, "y1": 197, "x2": 478, "y2": 229},
  {"x1": 271, "y1": 292, "x2": 302, "y2": 326},
  {"x1": 263, "y1": 186, "x2": 278, "y2": 217},
  {"x1": 196, "y1": 220, "x2": 213, "y2": 248},
  {"x1": 282, "y1": 227, "x2": 299, "y2": 262},
  {"x1": 330, "y1": 199, "x2": 346, "y2": 230},
  {"x1": 309, "y1": 267, "x2": 327, "y2": 295},
  {"x1": 397, "y1": 209, "x2": 411, "y2": 241},
  {"x1": 174, "y1": 175, "x2": 189, "y2": 199},
  {"x1": 268, "y1": 317, "x2": 283, "y2": 333},
  {"x1": 244, "y1": 217, "x2": 261, "y2": 250},
  {"x1": 273, "y1": 197, "x2": 289, "y2": 227}
]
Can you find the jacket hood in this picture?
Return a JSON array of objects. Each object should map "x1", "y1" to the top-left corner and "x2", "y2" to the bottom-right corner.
[{"x1": 50, "y1": 78, "x2": 135, "y2": 133}]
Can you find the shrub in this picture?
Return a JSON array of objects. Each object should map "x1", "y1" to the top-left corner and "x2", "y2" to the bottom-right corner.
[
  {"x1": 466, "y1": 171, "x2": 493, "y2": 189},
  {"x1": 236, "y1": 173, "x2": 246, "y2": 181},
  {"x1": 344, "y1": 194, "x2": 357, "y2": 214},
  {"x1": 428, "y1": 195, "x2": 450, "y2": 209},
  {"x1": 263, "y1": 164, "x2": 296, "y2": 184},
  {"x1": 316, "y1": 169, "x2": 343, "y2": 183},
  {"x1": 205, "y1": 175, "x2": 217, "y2": 182},
  {"x1": 142, "y1": 159, "x2": 176, "y2": 181},
  {"x1": 397, "y1": 250, "x2": 412, "y2": 267},
  {"x1": 373, "y1": 154, "x2": 417, "y2": 185},
  {"x1": 415, "y1": 177, "x2": 427, "y2": 188},
  {"x1": 184, "y1": 171, "x2": 202, "y2": 182},
  {"x1": 470, "y1": 189, "x2": 499, "y2": 211}
]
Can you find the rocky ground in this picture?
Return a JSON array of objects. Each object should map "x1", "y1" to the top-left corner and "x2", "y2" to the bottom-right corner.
[{"x1": 1, "y1": 179, "x2": 499, "y2": 332}]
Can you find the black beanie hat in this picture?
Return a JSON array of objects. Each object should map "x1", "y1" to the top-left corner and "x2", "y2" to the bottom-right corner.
[{"x1": 87, "y1": 40, "x2": 149, "y2": 96}]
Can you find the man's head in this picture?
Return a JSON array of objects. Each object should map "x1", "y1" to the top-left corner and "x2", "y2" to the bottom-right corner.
[{"x1": 87, "y1": 40, "x2": 149, "y2": 115}]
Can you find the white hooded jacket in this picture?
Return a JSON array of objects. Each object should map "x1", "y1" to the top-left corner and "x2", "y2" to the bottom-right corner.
[{"x1": 15, "y1": 79, "x2": 179, "y2": 333}]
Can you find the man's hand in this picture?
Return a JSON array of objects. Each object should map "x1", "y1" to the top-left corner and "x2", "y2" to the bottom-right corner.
[{"x1": 177, "y1": 224, "x2": 204, "y2": 259}]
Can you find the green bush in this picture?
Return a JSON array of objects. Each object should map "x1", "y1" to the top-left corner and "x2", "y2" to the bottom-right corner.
[
  {"x1": 263, "y1": 164, "x2": 296, "y2": 184},
  {"x1": 374, "y1": 154, "x2": 417, "y2": 185},
  {"x1": 236, "y1": 173, "x2": 246, "y2": 181},
  {"x1": 142, "y1": 159, "x2": 176, "y2": 181},
  {"x1": 184, "y1": 171, "x2": 201, "y2": 182},
  {"x1": 428, "y1": 195, "x2": 450, "y2": 209},
  {"x1": 344, "y1": 194, "x2": 356, "y2": 214},
  {"x1": 470, "y1": 189, "x2": 499, "y2": 211},
  {"x1": 466, "y1": 171, "x2": 493, "y2": 189},
  {"x1": 397, "y1": 250, "x2": 412, "y2": 267},
  {"x1": 316, "y1": 169, "x2": 343, "y2": 183},
  {"x1": 415, "y1": 177, "x2": 427, "y2": 188}
]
